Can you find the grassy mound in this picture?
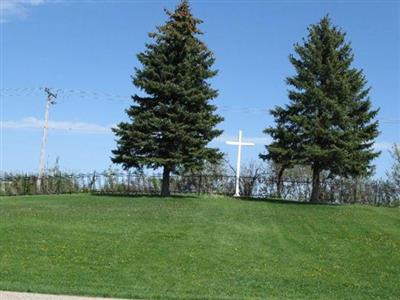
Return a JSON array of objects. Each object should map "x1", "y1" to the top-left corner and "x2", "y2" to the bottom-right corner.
[{"x1": 0, "y1": 194, "x2": 399, "y2": 299}]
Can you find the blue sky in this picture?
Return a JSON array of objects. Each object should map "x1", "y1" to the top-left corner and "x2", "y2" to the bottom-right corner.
[{"x1": 1, "y1": 0, "x2": 399, "y2": 177}]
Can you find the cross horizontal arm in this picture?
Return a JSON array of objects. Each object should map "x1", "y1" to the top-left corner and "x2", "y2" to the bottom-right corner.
[{"x1": 226, "y1": 141, "x2": 255, "y2": 146}]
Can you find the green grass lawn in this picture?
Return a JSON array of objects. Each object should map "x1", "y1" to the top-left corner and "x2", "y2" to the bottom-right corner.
[{"x1": 0, "y1": 194, "x2": 399, "y2": 299}]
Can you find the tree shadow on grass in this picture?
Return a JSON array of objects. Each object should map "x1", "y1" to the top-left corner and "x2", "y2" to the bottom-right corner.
[
  {"x1": 90, "y1": 191, "x2": 198, "y2": 200},
  {"x1": 91, "y1": 192, "x2": 339, "y2": 205},
  {"x1": 237, "y1": 196, "x2": 340, "y2": 206}
]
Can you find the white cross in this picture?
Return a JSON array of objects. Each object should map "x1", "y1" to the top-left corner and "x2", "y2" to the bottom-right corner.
[{"x1": 226, "y1": 130, "x2": 255, "y2": 197}]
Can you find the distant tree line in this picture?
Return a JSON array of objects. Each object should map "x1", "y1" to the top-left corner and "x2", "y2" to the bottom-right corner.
[{"x1": 2, "y1": 160, "x2": 398, "y2": 206}]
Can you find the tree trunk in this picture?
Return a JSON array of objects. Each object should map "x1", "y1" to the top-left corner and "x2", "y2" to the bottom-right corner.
[
  {"x1": 276, "y1": 167, "x2": 285, "y2": 198},
  {"x1": 353, "y1": 177, "x2": 358, "y2": 203},
  {"x1": 161, "y1": 166, "x2": 171, "y2": 197},
  {"x1": 310, "y1": 167, "x2": 320, "y2": 203}
]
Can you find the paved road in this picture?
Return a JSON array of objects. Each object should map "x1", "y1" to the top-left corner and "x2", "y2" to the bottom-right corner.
[{"x1": 0, "y1": 291, "x2": 132, "y2": 300}]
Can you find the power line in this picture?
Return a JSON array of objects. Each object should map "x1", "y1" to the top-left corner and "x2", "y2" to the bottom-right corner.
[
  {"x1": 1, "y1": 87, "x2": 399, "y2": 123},
  {"x1": 0, "y1": 87, "x2": 128, "y2": 101}
]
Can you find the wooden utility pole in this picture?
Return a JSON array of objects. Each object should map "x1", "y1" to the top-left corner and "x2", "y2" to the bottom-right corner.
[{"x1": 37, "y1": 88, "x2": 57, "y2": 192}]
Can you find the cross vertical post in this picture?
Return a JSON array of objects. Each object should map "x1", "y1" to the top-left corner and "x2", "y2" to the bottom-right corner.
[
  {"x1": 226, "y1": 130, "x2": 255, "y2": 197},
  {"x1": 235, "y1": 130, "x2": 243, "y2": 197}
]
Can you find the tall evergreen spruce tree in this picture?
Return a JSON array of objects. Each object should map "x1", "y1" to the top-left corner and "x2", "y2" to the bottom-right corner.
[
  {"x1": 263, "y1": 16, "x2": 380, "y2": 202},
  {"x1": 112, "y1": 1, "x2": 223, "y2": 196}
]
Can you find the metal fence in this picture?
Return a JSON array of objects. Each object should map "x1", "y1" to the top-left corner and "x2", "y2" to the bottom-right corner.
[{"x1": 1, "y1": 172, "x2": 399, "y2": 206}]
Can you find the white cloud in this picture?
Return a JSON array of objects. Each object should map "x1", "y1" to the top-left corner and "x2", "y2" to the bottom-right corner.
[
  {"x1": 0, "y1": 0, "x2": 47, "y2": 23},
  {"x1": 3, "y1": 119, "x2": 396, "y2": 150},
  {"x1": 1, "y1": 117, "x2": 113, "y2": 134}
]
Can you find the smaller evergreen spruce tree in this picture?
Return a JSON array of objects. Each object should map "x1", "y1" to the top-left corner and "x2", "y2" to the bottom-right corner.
[{"x1": 262, "y1": 15, "x2": 380, "y2": 202}]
